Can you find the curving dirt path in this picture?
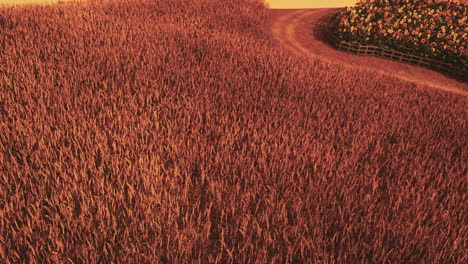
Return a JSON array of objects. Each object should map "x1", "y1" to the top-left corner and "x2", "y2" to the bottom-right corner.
[{"x1": 267, "y1": 8, "x2": 468, "y2": 96}]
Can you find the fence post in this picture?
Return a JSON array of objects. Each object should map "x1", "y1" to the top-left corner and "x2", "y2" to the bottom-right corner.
[{"x1": 324, "y1": 17, "x2": 466, "y2": 81}]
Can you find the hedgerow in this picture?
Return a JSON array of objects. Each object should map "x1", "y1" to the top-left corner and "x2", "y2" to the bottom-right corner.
[{"x1": 331, "y1": 0, "x2": 467, "y2": 66}]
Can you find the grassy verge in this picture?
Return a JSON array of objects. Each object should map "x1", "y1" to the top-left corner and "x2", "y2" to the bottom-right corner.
[{"x1": 0, "y1": 0, "x2": 466, "y2": 262}]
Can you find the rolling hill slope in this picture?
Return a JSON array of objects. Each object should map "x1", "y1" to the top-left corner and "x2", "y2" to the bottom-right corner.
[{"x1": 0, "y1": 0, "x2": 466, "y2": 262}]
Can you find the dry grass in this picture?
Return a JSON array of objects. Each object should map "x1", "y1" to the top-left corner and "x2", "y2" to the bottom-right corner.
[{"x1": 0, "y1": 0, "x2": 466, "y2": 263}]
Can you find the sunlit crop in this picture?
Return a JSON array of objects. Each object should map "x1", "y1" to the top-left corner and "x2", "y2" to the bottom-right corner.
[
  {"x1": 0, "y1": 0, "x2": 466, "y2": 263},
  {"x1": 331, "y1": 0, "x2": 467, "y2": 66}
]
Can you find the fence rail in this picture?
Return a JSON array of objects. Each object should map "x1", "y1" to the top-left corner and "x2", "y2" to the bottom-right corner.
[{"x1": 316, "y1": 13, "x2": 467, "y2": 82}]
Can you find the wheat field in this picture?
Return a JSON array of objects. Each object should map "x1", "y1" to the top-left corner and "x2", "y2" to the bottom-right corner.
[
  {"x1": 0, "y1": 0, "x2": 466, "y2": 263},
  {"x1": 0, "y1": 0, "x2": 77, "y2": 6}
]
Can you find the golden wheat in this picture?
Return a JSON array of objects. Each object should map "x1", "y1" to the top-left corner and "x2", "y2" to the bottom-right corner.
[{"x1": 0, "y1": 0, "x2": 466, "y2": 263}]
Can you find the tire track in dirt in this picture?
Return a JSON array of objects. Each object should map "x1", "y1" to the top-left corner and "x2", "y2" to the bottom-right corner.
[{"x1": 268, "y1": 8, "x2": 468, "y2": 96}]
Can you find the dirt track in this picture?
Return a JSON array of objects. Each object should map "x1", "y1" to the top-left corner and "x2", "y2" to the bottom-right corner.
[{"x1": 267, "y1": 8, "x2": 468, "y2": 96}]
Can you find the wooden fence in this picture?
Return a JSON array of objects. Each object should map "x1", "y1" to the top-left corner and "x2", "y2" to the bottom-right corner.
[{"x1": 316, "y1": 13, "x2": 467, "y2": 82}]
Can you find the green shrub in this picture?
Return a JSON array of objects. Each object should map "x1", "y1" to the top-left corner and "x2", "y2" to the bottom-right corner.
[{"x1": 331, "y1": 0, "x2": 467, "y2": 66}]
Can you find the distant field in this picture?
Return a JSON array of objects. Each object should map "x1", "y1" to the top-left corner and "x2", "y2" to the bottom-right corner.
[
  {"x1": 0, "y1": 0, "x2": 75, "y2": 5},
  {"x1": 266, "y1": 0, "x2": 358, "y2": 9},
  {"x1": 0, "y1": 0, "x2": 466, "y2": 263},
  {"x1": 0, "y1": 0, "x2": 359, "y2": 8}
]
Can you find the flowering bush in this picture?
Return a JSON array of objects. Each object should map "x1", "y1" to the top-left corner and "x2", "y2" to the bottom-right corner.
[{"x1": 331, "y1": 0, "x2": 467, "y2": 67}]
